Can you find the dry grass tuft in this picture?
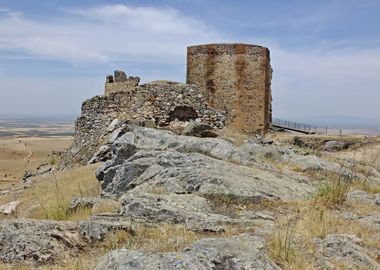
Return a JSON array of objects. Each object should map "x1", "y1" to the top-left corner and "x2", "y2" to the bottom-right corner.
[
  {"x1": 315, "y1": 177, "x2": 351, "y2": 207},
  {"x1": 99, "y1": 223, "x2": 251, "y2": 255},
  {"x1": 0, "y1": 164, "x2": 100, "y2": 220},
  {"x1": 133, "y1": 224, "x2": 199, "y2": 252},
  {"x1": 267, "y1": 196, "x2": 380, "y2": 269},
  {"x1": 266, "y1": 212, "x2": 314, "y2": 270},
  {"x1": 91, "y1": 200, "x2": 121, "y2": 215},
  {"x1": 267, "y1": 215, "x2": 298, "y2": 263},
  {"x1": 100, "y1": 229, "x2": 134, "y2": 252},
  {"x1": 352, "y1": 179, "x2": 380, "y2": 194}
]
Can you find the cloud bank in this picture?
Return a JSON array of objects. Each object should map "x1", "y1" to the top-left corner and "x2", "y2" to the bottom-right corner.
[
  {"x1": 0, "y1": 5, "x2": 220, "y2": 64},
  {"x1": 0, "y1": 4, "x2": 379, "y2": 119}
]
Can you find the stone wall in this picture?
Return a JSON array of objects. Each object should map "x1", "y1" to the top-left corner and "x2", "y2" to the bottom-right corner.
[
  {"x1": 69, "y1": 79, "x2": 226, "y2": 164},
  {"x1": 104, "y1": 70, "x2": 140, "y2": 95},
  {"x1": 186, "y1": 43, "x2": 272, "y2": 134}
]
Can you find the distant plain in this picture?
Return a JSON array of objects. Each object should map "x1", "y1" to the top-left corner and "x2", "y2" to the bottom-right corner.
[{"x1": 0, "y1": 118, "x2": 74, "y2": 190}]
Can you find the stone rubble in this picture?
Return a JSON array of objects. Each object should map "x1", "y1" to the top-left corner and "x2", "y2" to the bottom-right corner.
[{"x1": 0, "y1": 201, "x2": 19, "y2": 215}]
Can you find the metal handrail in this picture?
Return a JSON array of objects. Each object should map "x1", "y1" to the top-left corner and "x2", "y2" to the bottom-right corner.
[{"x1": 272, "y1": 118, "x2": 318, "y2": 134}]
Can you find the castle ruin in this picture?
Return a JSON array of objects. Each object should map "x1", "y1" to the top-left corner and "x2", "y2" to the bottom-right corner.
[
  {"x1": 69, "y1": 43, "x2": 272, "y2": 164},
  {"x1": 71, "y1": 75, "x2": 226, "y2": 164},
  {"x1": 187, "y1": 43, "x2": 272, "y2": 133},
  {"x1": 105, "y1": 70, "x2": 140, "y2": 95}
]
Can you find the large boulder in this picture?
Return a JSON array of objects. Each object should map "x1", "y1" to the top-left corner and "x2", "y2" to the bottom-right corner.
[
  {"x1": 323, "y1": 140, "x2": 349, "y2": 152},
  {"x1": 182, "y1": 121, "x2": 219, "y2": 138}
]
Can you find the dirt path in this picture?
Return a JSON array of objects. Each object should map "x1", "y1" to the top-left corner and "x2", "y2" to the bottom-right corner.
[{"x1": 0, "y1": 136, "x2": 72, "y2": 191}]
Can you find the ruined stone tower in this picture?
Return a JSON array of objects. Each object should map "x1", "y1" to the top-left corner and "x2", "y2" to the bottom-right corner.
[
  {"x1": 186, "y1": 43, "x2": 272, "y2": 133},
  {"x1": 105, "y1": 70, "x2": 140, "y2": 95}
]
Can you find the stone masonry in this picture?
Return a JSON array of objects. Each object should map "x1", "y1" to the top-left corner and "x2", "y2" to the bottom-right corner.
[
  {"x1": 66, "y1": 44, "x2": 274, "y2": 164},
  {"x1": 104, "y1": 70, "x2": 140, "y2": 95},
  {"x1": 187, "y1": 43, "x2": 272, "y2": 134},
  {"x1": 69, "y1": 77, "x2": 226, "y2": 164}
]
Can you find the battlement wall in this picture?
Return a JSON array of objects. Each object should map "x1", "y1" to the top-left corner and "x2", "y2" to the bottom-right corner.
[{"x1": 104, "y1": 70, "x2": 140, "y2": 95}]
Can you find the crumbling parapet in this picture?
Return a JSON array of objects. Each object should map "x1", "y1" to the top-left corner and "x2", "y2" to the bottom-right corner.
[
  {"x1": 69, "y1": 78, "x2": 226, "y2": 164},
  {"x1": 105, "y1": 70, "x2": 140, "y2": 95}
]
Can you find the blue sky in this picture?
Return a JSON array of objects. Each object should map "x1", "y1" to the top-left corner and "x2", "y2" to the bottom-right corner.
[{"x1": 0, "y1": 0, "x2": 379, "y2": 119}]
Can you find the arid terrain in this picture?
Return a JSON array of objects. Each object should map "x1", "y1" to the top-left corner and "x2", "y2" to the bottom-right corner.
[
  {"x1": 0, "y1": 118, "x2": 379, "y2": 269},
  {"x1": 1, "y1": 0, "x2": 379, "y2": 269},
  {"x1": 0, "y1": 119, "x2": 73, "y2": 194}
]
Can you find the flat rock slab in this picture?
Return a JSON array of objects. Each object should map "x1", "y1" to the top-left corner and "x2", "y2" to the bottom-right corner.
[
  {"x1": 119, "y1": 192, "x2": 275, "y2": 232},
  {"x1": 96, "y1": 234, "x2": 280, "y2": 270}
]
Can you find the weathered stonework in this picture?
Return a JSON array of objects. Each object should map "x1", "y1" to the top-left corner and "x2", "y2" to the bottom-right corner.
[
  {"x1": 69, "y1": 77, "x2": 226, "y2": 164},
  {"x1": 104, "y1": 70, "x2": 140, "y2": 95},
  {"x1": 187, "y1": 43, "x2": 272, "y2": 134},
  {"x1": 67, "y1": 43, "x2": 274, "y2": 165}
]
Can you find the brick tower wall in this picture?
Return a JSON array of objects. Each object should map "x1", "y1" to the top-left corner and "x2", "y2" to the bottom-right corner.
[{"x1": 186, "y1": 43, "x2": 272, "y2": 134}]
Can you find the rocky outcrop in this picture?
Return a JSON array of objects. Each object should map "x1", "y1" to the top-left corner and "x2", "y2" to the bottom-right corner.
[
  {"x1": 0, "y1": 219, "x2": 86, "y2": 264},
  {"x1": 91, "y1": 126, "x2": 344, "y2": 232},
  {"x1": 0, "y1": 219, "x2": 132, "y2": 264},
  {"x1": 69, "y1": 197, "x2": 103, "y2": 211},
  {"x1": 347, "y1": 190, "x2": 380, "y2": 206},
  {"x1": 315, "y1": 234, "x2": 380, "y2": 269},
  {"x1": 338, "y1": 190, "x2": 380, "y2": 231},
  {"x1": 118, "y1": 192, "x2": 275, "y2": 232},
  {"x1": 323, "y1": 140, "x2": 349, "y2": 152},
  {"x1": 182, "y1": 121, "x2": 219, "y2": 138},
  {"x1": 96, "y1": 234, "x2": 280, "y2": 270},
  {"x1": 98, "y1": 149, "x2": 314, "y2": 201},
  {"x1": 67, "y1": 81, "x2": 226, "y2": 165},
  {"x1": 97, "y1": 126, "x2": 344, "y2": 185}
]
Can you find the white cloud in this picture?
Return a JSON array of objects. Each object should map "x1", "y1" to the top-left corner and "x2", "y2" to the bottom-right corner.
[
  {"x1": 268, "y1": 45, "x2": 380, "y2": 118},
  {"x1": 0, "y1": 4, "x2": 379, "y2": 119},
  {"x1": 0, "y1": 5, "x2": 221, "y2": 64}
]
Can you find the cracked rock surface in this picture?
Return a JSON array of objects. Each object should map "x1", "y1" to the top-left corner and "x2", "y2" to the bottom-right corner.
[{"x1": 95, "y1": 234, "x2": 280, "y2": 270}]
